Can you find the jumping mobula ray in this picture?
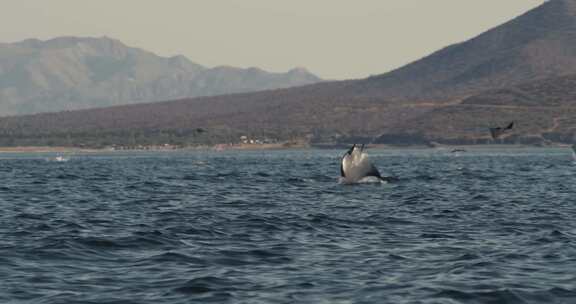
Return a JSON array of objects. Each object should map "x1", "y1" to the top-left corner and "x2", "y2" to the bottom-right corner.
[
  {"x1": 489, "y1": 122, "x2": 515, "y2": 140},
  {"x1": 340, "y1": 144, "x2": 396, "y2": 183}
]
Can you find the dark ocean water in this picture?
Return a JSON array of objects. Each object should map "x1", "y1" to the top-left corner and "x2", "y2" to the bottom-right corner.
[{"x1": 1, "y1": 148, "x2": 576, "y2": 304}]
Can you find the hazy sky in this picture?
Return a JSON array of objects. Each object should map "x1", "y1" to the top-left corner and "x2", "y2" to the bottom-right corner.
[{"x1": 1, "y1": 0, "x2": 545, "y2": 79}]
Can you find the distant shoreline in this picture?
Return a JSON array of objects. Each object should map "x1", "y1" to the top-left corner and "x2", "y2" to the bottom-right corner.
[
  {"x1": 0, "y1": 147, "x2": 102, "y2": 153},
  {"x1": 0, "y1": 143, "x2": 571, "y2": 153}
]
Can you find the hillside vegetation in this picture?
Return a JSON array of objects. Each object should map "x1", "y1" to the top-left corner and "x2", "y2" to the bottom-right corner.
[{"x1": 3, "y1": 0, "x2": 576, "y2": 147}]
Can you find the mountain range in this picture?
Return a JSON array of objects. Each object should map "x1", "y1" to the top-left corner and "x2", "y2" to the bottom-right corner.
[
  {"x1": 336, "y1": 0, "x2": 576, "y2": 100},
  {"x1": 3, "y1": 0, "x2": 576, "y2": 147},
  {"x1": 0, "y1": 36, "x2": 321, "y2": 115}
]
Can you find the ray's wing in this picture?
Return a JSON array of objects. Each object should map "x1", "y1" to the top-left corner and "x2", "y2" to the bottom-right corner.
[
  {"x1": 489, "y1": 127, "x2": 501, "y2": 139},
  {"x1": 491, "y1": 122, "x2": 514, "y2": 139},
  {"x1": 341, "y1": 152, "x2": 354, "y2": 177},
  {"x1": 351, "y1": 151, "x2": 382, "y2": 178},
  {"x1": 362, "y1": 154, "x2": 382, "y2": 178},
  {"x1": 340, "y1": 154, "x2": 348, "y2": 177},
  {"x1": 340, "y1": 145, "x2": 356, "y2": 178}
]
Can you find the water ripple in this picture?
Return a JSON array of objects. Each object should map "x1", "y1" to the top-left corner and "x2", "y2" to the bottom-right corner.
[{"x1": 1, "y1": 149, "x2": 576, "y2": 303}]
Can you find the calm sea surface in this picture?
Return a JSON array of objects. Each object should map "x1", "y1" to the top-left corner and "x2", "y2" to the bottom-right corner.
[{"x1": 1, "y1": 148, "x2": 576, "y2": 304}]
